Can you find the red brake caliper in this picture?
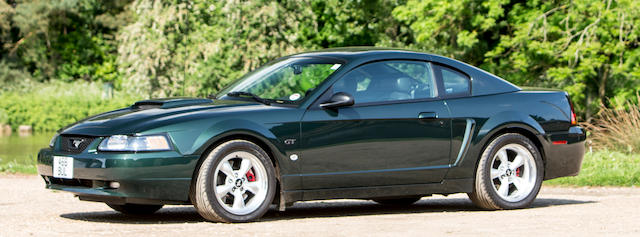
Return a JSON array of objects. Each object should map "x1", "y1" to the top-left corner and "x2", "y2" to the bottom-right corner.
[
  {"x1": 246, "y1": 168, "x2": 256, "y2": 182},
  {"x1": 516, "y1": 167, "x2": 521, "y2": 177}
]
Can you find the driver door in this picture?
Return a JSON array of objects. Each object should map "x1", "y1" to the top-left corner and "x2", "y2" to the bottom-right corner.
[{"x1": 298, "y1": 60, "x2": 452, "y2": 189}]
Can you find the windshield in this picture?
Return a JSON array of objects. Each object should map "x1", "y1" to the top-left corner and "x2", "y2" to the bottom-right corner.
[{"x1": 217, "y1": 57, "x2": 342, "y2": 104}]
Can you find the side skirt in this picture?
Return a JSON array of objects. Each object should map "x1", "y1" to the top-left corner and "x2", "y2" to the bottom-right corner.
[{"x1": 283, "y1": 178, "x2": 473, "y2": 203}]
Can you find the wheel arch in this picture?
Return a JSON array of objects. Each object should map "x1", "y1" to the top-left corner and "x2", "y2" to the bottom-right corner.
[
  {"x1": 472, "y1": 123, "x2": 547, "y2": 181},
  {"x1": 188, "y1": 130, "x2": 286, "y2": 206}
]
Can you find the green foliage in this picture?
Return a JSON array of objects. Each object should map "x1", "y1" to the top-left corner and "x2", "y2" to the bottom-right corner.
[
  {"x1": 486, "y1": 0, "x2": 640, "y2": 119},
  {"x1": 393, "y1": 0, "x2": 510, "y2": 65},
  {"x1": 117, "y1": 0, "x2": 320, "y2": 97},
  {"x1": 546, "y1": 150, "x2": 640, "y2": 186},
  {"x1": 0, "y1": 59, "x2": 33, "y2": 90},
  {"x1": 0, "y1": 160, "x2": 37, "y2": 174},
  {"x1": 116, "y1": 0, "x2": 404, "y2": 98},
  {"x1": 310, "y1": 0, "x2": 409, "y2": 48},
  {"x1": 395, "y1": 0, "x2": 640, "y2": 120},
  {"x1": 1, "y1": 0, "x2": 130, "y2": 82},
  {"x1": 0, "y1": 81, "x2": 141, "y2": 132},
  {"x1": 0, "y1": 108, "x2": 7, "y2": 124}
]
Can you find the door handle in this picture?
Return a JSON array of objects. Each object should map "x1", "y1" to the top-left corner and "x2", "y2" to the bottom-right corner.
[{"x1": 418, "y1": 112, "x2": 438, "y2": 119}]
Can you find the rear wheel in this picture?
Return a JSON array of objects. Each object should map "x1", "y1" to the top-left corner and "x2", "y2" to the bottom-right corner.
[
  {"x1": 372, "y1": 197, "x2": 421, "y2": 205},
  {"x1": 468, "y1": 133, "x2": 543, "y2": 210},
  {"x1": 107, "y1": 203, "x2": 163, "y2": 215},
  {"x1": 193, "y1": 140, "x2": 276, "y2": 223}
]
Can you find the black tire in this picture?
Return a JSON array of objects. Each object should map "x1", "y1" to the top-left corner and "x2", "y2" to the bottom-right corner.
[
  {"x1": 193, "y1": 140, "x2": 277, "y2": 223},
  {"x1": 372, "y1": 197, "x2": 421, "y2": 205},
  {"x1": 107, "y1": 203, "x2": 163, "y2": 215},
  {"x1": 468, "y1": 133, "x2": 544, "y2": 210}
]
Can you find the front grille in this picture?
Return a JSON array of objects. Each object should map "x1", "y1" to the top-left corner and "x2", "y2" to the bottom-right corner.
[
  {"x1": 60, "y1": 135, "x2": 95, "y2": 153},
  {"x1": 48, "y1": 177, "x2": 94, "y2": 188}
]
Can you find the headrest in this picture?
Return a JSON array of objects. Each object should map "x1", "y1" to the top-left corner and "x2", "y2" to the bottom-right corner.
[{"x1": 395, "y1": 77, "x2": 413, "y2": 92}]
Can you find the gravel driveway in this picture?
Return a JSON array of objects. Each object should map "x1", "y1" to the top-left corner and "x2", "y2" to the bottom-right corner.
[{"x1": 1, "y1": 174, "x2": 639, "y2": 236}]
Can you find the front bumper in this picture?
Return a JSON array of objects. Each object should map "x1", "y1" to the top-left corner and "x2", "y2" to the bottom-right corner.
[
  {"x1": 37, "y1": 148, "x2": 199, "y2": 204},
  {"x1": 543, "y1": 126, "x2": 587, "y2": 180}
]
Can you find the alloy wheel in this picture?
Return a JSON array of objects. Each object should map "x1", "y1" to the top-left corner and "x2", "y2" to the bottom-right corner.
[
  {"x1": 213, "y1": 151, "x2": 268, "y2": 215},
  {"x1": 489, "y1": 144, "x2": 537, "y2": 202}
]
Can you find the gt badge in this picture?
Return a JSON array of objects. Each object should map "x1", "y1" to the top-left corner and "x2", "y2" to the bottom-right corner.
[{"x1": 284, "y1": 139, "x2": 296, "y2": 145}]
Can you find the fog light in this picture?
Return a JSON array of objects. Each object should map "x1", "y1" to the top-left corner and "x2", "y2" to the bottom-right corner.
[{"x1": 109, "y1": 181, "x2": 120, "y2": 189}]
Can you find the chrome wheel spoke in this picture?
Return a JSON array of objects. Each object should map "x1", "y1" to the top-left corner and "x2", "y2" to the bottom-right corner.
[
  {"x1": 498, "y1": 178, "x2": 510, "y2": 197},
  {"x1": 245, "y1": 182, "x2": 260, "y2": 195},
  {"x1": 232, "y1": 191, "x2": 245, "y2": 209},
  {"x1": 215, "y1": 183, "x2": 234, "y2": 198},
  {"x1": 512, "y1": 177, "x2": 526, "y2": 192},
  {"x1": 511, "y1": 155, "x2": 524, "y2": 169},
  {"x1": 238, "y1": 158, "x2": 252, "y2": 176},
  {"x1": 220, "y1": 161, "x2": 235, "y2": 178},
  {"x1": 490, "y1": 168, "x2": 502, "y2": 179},
  {"x1": 497, "y1": 150, "x2": 508, "y2": 164}
]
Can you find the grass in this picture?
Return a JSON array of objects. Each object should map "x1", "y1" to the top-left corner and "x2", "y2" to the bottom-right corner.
[
  {"x1": 545, "y1": 150, "x2": 640, "y2": 187},
  {"x1": 0, "y1": 160, "x2": 37, "y2": 174}
]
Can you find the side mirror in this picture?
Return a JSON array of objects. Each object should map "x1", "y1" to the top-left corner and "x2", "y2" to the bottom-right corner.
[{"x1": 319, "y1": 92, "x2": 354, "y2": 109}]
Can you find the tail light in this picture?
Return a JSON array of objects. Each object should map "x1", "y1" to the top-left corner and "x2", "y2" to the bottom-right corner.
[{"x1": 567, "y1": 95, "x2": 577, "y2": 125}]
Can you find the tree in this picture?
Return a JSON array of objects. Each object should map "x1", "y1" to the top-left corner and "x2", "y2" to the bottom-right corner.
[
  {"x1": 486, "y1": 0, "x2": 640, "y2": 119},
  {"x1": 310, "y1": 0, "x2": 410, "y2": 48},
  {"x1": 118, "y1": 0, "x2": 405, "y2": 97},
  {"x1": 394, "y1": 0, "x2": 640, "y2": 119},
  {"x1": 0, "y1": 0, "x2": 129, "y2": 86},
  {"x1": 393, "y1": 0, "x2": 512, "y2": 66}
]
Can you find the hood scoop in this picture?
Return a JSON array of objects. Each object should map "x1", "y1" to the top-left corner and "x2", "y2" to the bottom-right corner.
[{"x1": 132, "y1": 98, "x2": 213, "y2": 109}]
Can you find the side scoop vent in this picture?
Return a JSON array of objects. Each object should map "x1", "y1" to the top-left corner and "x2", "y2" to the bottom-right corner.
[{"x1": 132, "y1": 98, "x2": 213, "y2": 109}]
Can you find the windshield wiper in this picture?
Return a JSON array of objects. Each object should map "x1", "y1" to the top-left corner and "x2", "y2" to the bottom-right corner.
[{"x1": 226, "y1": 91, "x2": 271, "y2": 105}]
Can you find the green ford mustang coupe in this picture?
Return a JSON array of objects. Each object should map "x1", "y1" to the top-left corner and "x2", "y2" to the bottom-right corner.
[{"x1": 38, "y1": 48, "x2": 586, "y2": 222}]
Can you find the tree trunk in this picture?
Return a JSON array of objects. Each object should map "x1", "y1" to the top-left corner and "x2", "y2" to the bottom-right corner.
[
  {"x1": 598, "y1": 65, "x2": 609, "y2": 107},
  {"x1": 586, "y1": 92, "x2": 592, "y2": 122}
]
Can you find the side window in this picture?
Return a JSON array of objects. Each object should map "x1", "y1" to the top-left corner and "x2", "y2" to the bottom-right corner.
[
  {"x1": 332, "y1": 61, "x2": 437, "y2": 104},
  {"x1": 435, "y1": 65, "x2": 470, "y2": 97}
]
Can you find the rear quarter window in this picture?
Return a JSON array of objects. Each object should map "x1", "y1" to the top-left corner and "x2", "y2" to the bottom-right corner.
[{"x1": 435, "y1": 65, "x2": 470, "y2": 97}]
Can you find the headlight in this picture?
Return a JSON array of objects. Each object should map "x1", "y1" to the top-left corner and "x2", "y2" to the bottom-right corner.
[
  {"x1": 49, "y1": 133, "x2": 59, "y2": 148},
  {"x1": 98, "y1": 134, "x2": 171, "y2": 152}
]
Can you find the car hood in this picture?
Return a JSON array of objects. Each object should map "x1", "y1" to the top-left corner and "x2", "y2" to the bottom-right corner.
[{"x1": 59, "y1": 98, "x2": 262, "y2": 136}]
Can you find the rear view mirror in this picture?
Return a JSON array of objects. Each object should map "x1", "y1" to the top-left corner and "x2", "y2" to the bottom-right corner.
[{"x1": 319, "y1": 92, "x2": 354, "y2": 109}]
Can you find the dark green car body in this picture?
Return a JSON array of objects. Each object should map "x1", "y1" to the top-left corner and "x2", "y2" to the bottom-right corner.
[{"x1": 37, "y1": 48, "x2": 585, "y2": 207}]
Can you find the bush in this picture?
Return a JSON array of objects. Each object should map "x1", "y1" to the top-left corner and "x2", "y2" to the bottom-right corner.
[
  {"x1": 0, "y1": 81, "x2": 141, "y2": 132},
  {"x1": 0, "y1": 108, "x2": 7, "y2": 125}
]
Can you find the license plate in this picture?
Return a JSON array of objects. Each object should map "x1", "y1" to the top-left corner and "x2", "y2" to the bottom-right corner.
[{"x1": 53, "y1": 156, "x2": 74, "y2": 179}]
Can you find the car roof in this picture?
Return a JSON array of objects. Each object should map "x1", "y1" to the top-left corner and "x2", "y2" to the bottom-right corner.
[
  {"x1": 291, "y1": 47, "x2": 521, "y2": 96},
  {"x1": 290, "y1": 47, "x2": 427, "y2": 61}
]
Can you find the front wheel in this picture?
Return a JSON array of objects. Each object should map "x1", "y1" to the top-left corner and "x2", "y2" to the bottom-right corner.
[
  {"x1": 468, "y1": 133, "x2": 543, "y2": 210},
  {"x1": 193, "y1": 140, "x2": 277, "y2": 223}
]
